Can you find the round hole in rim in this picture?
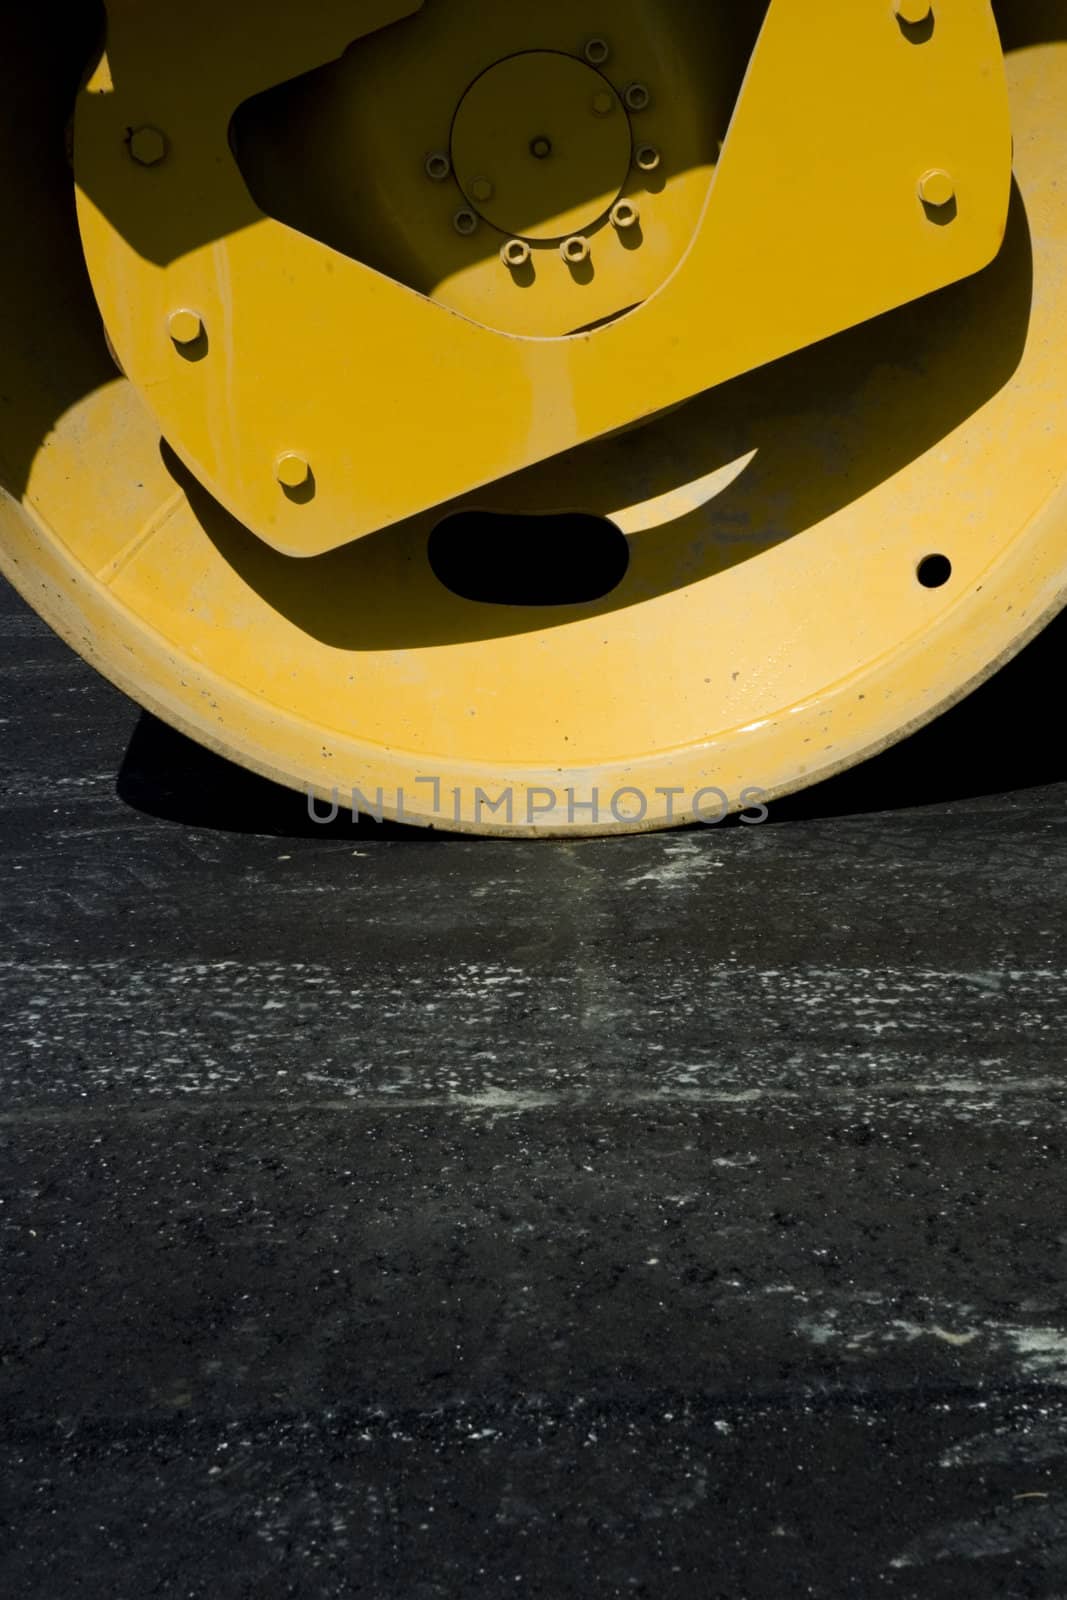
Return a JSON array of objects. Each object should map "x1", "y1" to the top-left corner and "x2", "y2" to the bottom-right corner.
[
  {"x1": 429, "y1": 511, "x2": 630, "y2": 606},
  {"x1": 917, "y1": 553, "x2": 953, "y2": 589}
]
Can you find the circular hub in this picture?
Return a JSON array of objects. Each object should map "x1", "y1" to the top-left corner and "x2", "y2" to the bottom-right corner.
[{"x1": 451, "y1": 52, "x2": 632, "y2": 242}]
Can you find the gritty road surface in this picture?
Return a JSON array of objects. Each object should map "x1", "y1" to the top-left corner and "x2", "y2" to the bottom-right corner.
[{"x1": 2, "y1": 575, "x2": 1067, "y2": 1598}]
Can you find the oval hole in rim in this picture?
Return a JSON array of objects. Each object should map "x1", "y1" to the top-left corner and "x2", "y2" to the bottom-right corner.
[{"x1": 429, "y1": 511, "x2": 630, "y2": 607}]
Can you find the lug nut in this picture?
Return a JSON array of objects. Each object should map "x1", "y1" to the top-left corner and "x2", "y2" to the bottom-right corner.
[
  {"x1": 918, "y1": 168, "x2": 955, "y2": 209},
  {"x1": 561, "y1": 235, "x2": 591, "y2": 265},
  {"x1": 501, "y1": 239, "x2": 532, "y2": 269},
  {"x1": 610, "y1": 200, "x2": 639, "y2": 230},
  {"x1": 276, "y1": 453, "x2": 311, "y2": 490},
  {"x1": 635, "y1": 145, "x2": 661, "y2": 173},
  {"x1": 624, "y1": 83, "x2": 651, "y2": 112},
  {"x1": 453, "y1": 208, "x2": 479, "y2": 236},
  {"x1": 129, "y1": 126, "x2": 167, "y2": 166},
  {"x1": 584, "y1": 38, "x2": 610, "y2": 66},
  {"x1": 895, "y1": 1, "x2": 933, "y2": 23},
  {"x1": 168, "y1": 309, "x2": 203, "y2": 346},
  {"x1": 425, "y1": 152, "x2": 451, "y2": 181},
  {"x1": 592, "y1": 91, "x2": 615, "y2": 118},
  {"x1": 471, "y1": 177, "x2": 494, "y2": 203}
]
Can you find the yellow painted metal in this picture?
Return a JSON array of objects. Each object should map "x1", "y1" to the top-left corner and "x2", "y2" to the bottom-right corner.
[
  {"x1": 919, "y1": 169, "x2": 957, "y2": 209},
  {"x1": 73, "y1": 0, "x2": 1012, "y2": 558},
  {"x1": 1, "y1": 5, "x2": 1065, "y2": 838},
  {"x1": 167, "y1": 309, "x2": 203, "y2": 347},
  {"x1": 128, "y1": 127, "x2": 166, "y2": 167},
  {"x1": 276, "y1": 453, "x2": 312, "y2": 490}
]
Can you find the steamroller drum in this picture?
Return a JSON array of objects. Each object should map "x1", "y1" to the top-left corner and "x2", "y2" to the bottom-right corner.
[{"x1": 0, "y1": 1, "x2": 1065, "y2": 835}]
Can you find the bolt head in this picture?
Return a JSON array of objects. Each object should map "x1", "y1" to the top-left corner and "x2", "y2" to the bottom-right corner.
[
  {"x1": 624, "y1": 83, "x2": 650, "y2": 113},
  {"x1": 561, "y1": 235, "x2": 591, "y2": 265},
  {"x1": 635, "y1": 145, "x2": 661, "y2": 173},
  {"x1": 895, "y1": 1, "x2": 933, "y2": 23},
  {"x1": 919, "y1": 168, "x2": 955, "y2": 208},
  {"x1": 584, "y1": 38, "x2": 610, "y2": 66},
  {"x1": 530, "y1": 137, "x2": 553, "y2": 160},
  {"x1": 130, "y1": 126, "x2": 167, "y2": 166},
  {"x1": 501, "y1": 239, "x2": 532, "y2": 269},
  {"x1": 592, "y1": 91, "x2": 615, "y2": 118},
  {"x1": 471, "y1": 177, "x2": 494, "y2": 203},
  {"x1": 453, "y1": 209, "x2": 479, "y2": 236},
  {"x1": 425, "y1": 152, "x2": 451, "y2": 182},
  {"x1": 610, "y1": 201, "x2": 639, "y2": 230},
  {"x1": 276, "y1": 452, "x2": 311, "y2": 490},
  {"x1": 168, "y1": 309, "x2": 203, "y2": 346}
]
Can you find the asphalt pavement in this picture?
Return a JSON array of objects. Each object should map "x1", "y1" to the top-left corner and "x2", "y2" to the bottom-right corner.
[{"x1": 2, "y1": 573, "x2": 1067, "y2": 1598}]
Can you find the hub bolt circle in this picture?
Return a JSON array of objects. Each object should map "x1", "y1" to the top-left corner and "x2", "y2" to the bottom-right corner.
[
  {"x1": 453, "y1": 208, "x2": 479, "y2": 236},
  {"x1": 584, "y1": 38, "x2": 610, "y2": 66},
  {"x1": 425, "y1": 152, "x2": 451, "y2": 181},
  {"x1": 624, "y1": 83, "x2": 651, "y2": 112}
]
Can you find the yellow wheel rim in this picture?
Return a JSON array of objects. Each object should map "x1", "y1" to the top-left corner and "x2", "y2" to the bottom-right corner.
[{"x1": 0, "y1": 7, "x2": 1065, "y2": 835}]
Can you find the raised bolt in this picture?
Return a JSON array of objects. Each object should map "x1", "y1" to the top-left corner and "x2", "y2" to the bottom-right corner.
[
  {"x1": 501, "y1": 239, "x2": 532, "y2": 269},
  {"x1": 561, "y1": 235, "x2": 591, "y2": 265},
  {"x1": 425, "y1": 152, "x2": 451, "y2": 181},
  {"x1": 129, "y1": 126, "x2": 167, "y2": 166},
  {"x1": 895, "y1": 1, "x2": 933, "y2": 23},
  {"x1": 635, "y1": 145, "x2": 661, "y2": 173},
  {"x1": 276, "y1": 452, "x2": 311, "y2": 490},
  {"x1": 453, "y1": 208, "x2": 479, "y2": 236},
  {"x1": 530, "y1": 136, "x2": 553, "y2": 160},
  {"x1": 592, "y1": 91, "x2": 615, "y2": 118},
  {"x1": 610, "y1": 200, "x2": 639, "y2": 230},
  {"x1": 471, "y1": 177, "x2": 494, "y2": 203},
  {"x1": 584, "y1": 38, "x2": 610, "y2": 66},
  {"x1": 918, "y1": 168, "x2": 955, "y2": 209},
  {"x1": 168, "y1": 309, "x2": 203, "y2": 346},
  {"x1": 624, "y1": 83, "x2": 651, "y2": 113}
]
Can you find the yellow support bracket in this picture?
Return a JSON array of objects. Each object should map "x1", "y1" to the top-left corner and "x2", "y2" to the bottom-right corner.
[{"x1": 75, "y1": 0, "x2": 1011, "y2": 557}]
